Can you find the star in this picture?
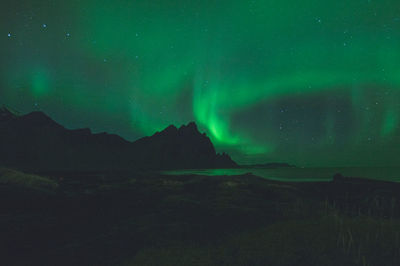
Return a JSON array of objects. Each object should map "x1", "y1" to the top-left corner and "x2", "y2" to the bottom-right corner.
[
  {"x1": 7, "y1": 33, "x2": 11, "y2": 37},
  {"x1": 42, "y1": 24, "x2": 47, "y2": 28},
  {"x1": 66, "y1": 33, "x2": 70, "y2": 37}
]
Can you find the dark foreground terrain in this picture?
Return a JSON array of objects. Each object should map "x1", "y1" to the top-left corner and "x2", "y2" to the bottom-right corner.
[{"x1": 1, "y1": 168, "x2": 400, "y2": 266}]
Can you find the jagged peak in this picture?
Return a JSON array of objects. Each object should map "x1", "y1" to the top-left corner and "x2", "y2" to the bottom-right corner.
[
  {"x1": 164, "y1": 124, "x2": 178, "y2": 132},
  {"x1": 155, "y1": 122, "x2": 201, "y2": 137},
  {"x1": 0, "y1": 105, "x2": 18, "y2": 121},
  {"x1": 1, "y1": 105, "x2": 17, "y2": 114},
  {"x1": 19, "y1": 111, "x2": 63, "y2": 128},
  {"x1": 154, "y1": 124, "x2": 178, "y2": 136},
  {"x1": 185, "y1": 121, "x2": 198, "y2": 130},
  {"x1": 24, "y1": 111, "x2": 52, "y2": 120},
  {"x1": 178, "y1": 121, "x2": 200, "y2": 134}
]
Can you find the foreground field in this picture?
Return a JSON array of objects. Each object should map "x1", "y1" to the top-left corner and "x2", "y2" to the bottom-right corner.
[{"x1": 1, "y1": 170, "x2": 400, "y2": 265}]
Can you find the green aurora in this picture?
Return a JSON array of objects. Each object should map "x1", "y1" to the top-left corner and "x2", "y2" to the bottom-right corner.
[{"x1": 1, "y1": 0, "x2": 400, "y2": 166}]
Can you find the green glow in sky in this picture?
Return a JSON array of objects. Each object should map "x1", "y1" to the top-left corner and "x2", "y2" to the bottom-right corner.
[{"x1": 1, "y1": 0, "x2": 400, "y2": 166}]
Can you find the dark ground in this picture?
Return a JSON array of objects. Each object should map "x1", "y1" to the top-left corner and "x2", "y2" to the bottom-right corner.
[{"x1": 1, "y1": 170, "x2": 400, "y2": 266}]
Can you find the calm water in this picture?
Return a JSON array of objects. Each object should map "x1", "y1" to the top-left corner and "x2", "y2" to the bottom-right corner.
[{"x1": 163, "y1": 167, "x2": 400, "y2": 182}]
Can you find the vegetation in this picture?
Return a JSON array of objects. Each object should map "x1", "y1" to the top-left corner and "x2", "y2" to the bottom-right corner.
[
  {"x1": 125, "y1": 214, "x2": 400, "y2": 266},
  {"x1": 0, "y1": 167, "x2": 58, "y2": 192},
  {"x1": 1, "y1": 170, "x2": 400, "y2": 265}
]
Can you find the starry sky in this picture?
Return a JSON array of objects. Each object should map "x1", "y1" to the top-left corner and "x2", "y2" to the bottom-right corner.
[{"x1": 1, "y1": 0, "x2": 400, "y2": 167}]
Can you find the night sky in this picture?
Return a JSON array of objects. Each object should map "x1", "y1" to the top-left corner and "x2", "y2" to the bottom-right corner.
[{"x1": 1, "y1": 0, "x2": 400, "y2": 167}]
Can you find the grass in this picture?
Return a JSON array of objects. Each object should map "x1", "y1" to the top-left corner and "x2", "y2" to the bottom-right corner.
[
  {"x1": 123, "y1": 214, "x2": 400, "y2": 266},
  {"x1": 0, "y1": 167, "x2": 58, "y2": 192},
  {"x1": 2, "y1": 171, "x2": 400, "y2": 265}
]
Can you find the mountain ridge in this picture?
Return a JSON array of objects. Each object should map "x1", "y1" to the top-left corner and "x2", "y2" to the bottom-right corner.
[{"x1": 0, "y1": 107, "x2": 237, "y2": 171}]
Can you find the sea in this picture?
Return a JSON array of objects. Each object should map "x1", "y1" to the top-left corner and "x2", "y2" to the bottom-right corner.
[{"x1": 163, "y1": 167, "x2": 400, "y2": 182}]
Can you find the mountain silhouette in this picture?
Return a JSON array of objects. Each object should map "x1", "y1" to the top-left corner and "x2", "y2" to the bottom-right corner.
[
  {"x1": 0, "y1": 107, "x2": 237, "y2": 171},
  {"x1": 132, "y1": 122, "x2": 236, "y2": 169},
  {"x1": 0, "y1": 105, "x2": 18, "y2": 122}
]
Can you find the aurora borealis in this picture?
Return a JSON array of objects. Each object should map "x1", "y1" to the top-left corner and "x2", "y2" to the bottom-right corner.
[{"x1": 1, "y1": 0, "x2": 400, "y2": 166}]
